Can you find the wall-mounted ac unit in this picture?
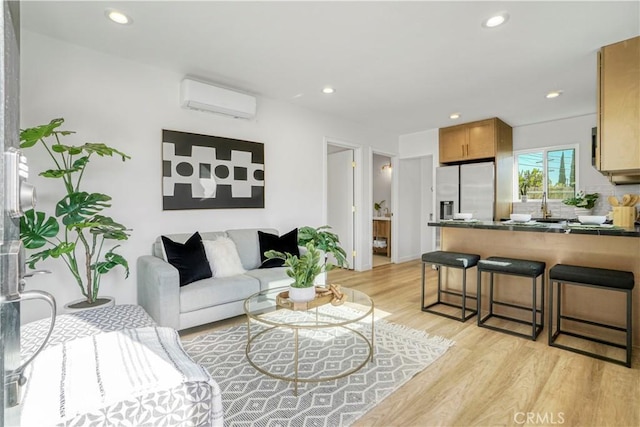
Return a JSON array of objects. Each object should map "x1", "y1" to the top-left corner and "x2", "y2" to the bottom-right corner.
[{"x1": 180, "y1": 78, "x2": 257, "y2": 119}]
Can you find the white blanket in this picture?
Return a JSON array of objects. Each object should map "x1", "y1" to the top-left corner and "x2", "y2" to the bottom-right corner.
[{"x1": 21, "y1": 327, "x2": 223, "y2": 427}]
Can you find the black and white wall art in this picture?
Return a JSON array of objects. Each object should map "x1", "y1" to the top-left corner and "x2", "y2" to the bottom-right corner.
[{"x1": 162, "y1": 129, "x2": 265, "y2": 210}]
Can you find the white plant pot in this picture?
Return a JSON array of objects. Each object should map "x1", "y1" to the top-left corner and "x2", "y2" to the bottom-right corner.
[
  {"x1": 288, "y1": 286, "x2": 316, "y2": 302},
  {"x1": 64, "y1": 296, "x2": 115, "y2": 313},
  {"x1": 574, "y1": 207, "x2": 593, "y2": 217}
]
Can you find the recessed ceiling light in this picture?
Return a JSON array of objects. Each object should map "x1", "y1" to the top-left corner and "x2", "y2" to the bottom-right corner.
[
  {"x1": 450, "y1": 113, "x2": 461, "y2": 119},
  {"x1": 322, "y1": 87, "x2": 335, "y2": 94},
  {"x1": 482, "y1": 12, "x2": 509, "y2": 28},
  {"x1": 546, "y1": 90, "x2": 563, "y2": 99},
  {"x1": 105, "y1": 9, "x2": 132, "y2": 25}
]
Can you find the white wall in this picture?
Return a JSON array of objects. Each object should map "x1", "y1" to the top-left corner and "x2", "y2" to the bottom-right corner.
[{"x1": 19, "y1": 31, "x2": 397, "y2": 322}]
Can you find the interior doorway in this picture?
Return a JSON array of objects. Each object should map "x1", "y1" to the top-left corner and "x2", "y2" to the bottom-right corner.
[
  {"x1": 326, "y1": 144, "x2": 355, "y2": 270},
  {"x1": 372, "y1": 153, "x2": 392, "y2": 267}
]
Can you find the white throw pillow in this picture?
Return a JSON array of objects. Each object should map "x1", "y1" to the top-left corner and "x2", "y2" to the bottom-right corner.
[{"x1": 202, "y1": 237, "x2": 246, "y2": 278}]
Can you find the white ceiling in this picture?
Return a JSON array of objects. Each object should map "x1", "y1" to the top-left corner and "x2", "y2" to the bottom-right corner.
[{"x1": 21, "y1": 1, "x2": 640, "y2": 135}]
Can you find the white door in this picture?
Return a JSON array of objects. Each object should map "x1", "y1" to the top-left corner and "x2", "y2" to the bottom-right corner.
[
  {"x1": 327, "y1": 148, "x2": 354, "y2": 269},
  {"x1": 396, "y1": 158, "x2": 422, "y2": 262},
  {"x1": 395, "y1": 156, "x2": 434, "y2": 263}
]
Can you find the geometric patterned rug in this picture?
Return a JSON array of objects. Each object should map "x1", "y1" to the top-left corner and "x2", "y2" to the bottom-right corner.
[{"x1": 181, "y1": 306, "x2": 454, "y2": 427}]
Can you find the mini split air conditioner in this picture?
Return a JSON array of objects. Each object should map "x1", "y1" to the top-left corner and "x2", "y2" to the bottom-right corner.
[{"x1": 180, "y1": 78, "x2": 257, "y2": 119}]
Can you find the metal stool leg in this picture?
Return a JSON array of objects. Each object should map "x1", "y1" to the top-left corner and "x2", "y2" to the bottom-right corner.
[
  {"x1": 627, "y1": 289, "x2": 632, "y2": 367},
  {"x1": 532, "y1": 275, "x2": 537, "y2": 340},
  {"x1": 461, "y1": 268, "x2": 467, "y2": 321},
  {"x1": 421, "y1": 262, "x2": 426, "y2": 310},
  {"x1": 477, "y1": 269, "x2": 482, "y2": 326},
  {"x1": 489, "y1": 272, "x2": 494, "y2": 316}
]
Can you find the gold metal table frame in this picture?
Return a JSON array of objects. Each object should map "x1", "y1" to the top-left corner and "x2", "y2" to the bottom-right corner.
[{"x1": 243, "y1": 286, "x2": 375, "y2": 395}]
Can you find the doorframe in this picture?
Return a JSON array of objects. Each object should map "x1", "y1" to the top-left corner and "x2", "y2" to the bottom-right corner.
[{"x1": 323, "y1": 137, "x2": 363, "y2": 271}]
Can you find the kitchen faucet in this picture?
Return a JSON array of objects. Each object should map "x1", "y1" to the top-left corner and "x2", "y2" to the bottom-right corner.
[{"x1": 541, "y1": 191, "x2": 551, "y2": 218}]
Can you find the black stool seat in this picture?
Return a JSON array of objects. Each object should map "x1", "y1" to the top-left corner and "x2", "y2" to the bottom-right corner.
[
  {"x1": 478, "y1": 257, "x2": 545, "y2": 277},
  {"x1": 421, "y1": 251, "x2": 480, "y2": 269},
  {"x1": 549, "y1": 264, "x2": 634, "y2": 290},
  {"x1": 421, "y1": 250, "x2": 480, "y2": 322}
]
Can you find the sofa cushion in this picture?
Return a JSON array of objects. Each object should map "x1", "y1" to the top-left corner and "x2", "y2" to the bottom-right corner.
[
  {"x1": 154, "y1": 231, "x2": 227, "y2": 259},
  {"x1": 161, "y1": 232, "x2": 212, "y2": 286},
  {"x1": 226, "y1": 228, "x2": 278, "y2": 270},
  {"x1": 245, "y1": 267, "x2": 293, "y2": 291},
  {"x1": 258, "y1": 228, "x2": 300, "y2": 268},
  {"x1": 202, "y1": 237, "x2": 246, "y2": 278},
  {"x1": 180, "y1": 275, "x2": 260, "y2": 313}
]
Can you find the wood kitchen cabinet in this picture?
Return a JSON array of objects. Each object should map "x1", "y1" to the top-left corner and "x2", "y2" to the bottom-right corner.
[
  {"x1": 596, "y1": 36, "x2": 640, "y2": 181},
  {"x1": 439, "y1": 118, "x2": 511, "y2": 164},
  {"x1": 372, "y1": 219, "x2": 391, "y2": 257}
]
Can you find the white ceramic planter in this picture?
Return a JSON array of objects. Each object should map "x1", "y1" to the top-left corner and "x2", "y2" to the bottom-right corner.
[
  {"x1": 288, "y1": 286, "x2": 316, "y2": 302},
  {"x1": 574, "y1": 207, "x2": 593, "y2": 217}
]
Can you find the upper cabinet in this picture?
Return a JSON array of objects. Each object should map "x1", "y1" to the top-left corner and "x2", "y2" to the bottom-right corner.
[
  {"x1": 439, "y1": 118, "x2": 512, "y2": 164},
  {"x1": 596, "y1": 36, "x2": 640, "y2": 182}
]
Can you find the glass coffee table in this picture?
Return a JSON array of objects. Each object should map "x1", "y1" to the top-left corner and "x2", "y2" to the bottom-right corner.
[{"x1": 243, "y1": 286, "x2": 374, "y2": 395}]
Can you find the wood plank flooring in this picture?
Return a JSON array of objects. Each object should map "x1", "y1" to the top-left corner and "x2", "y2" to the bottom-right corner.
[{"x1": 180, "y1": 260, "x2": 640, "y2": 427}]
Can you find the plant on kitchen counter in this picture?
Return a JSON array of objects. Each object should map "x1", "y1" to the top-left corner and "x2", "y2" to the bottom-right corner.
[{"x1": 562, "y1": 191, "x2": 599, "y2": 209}]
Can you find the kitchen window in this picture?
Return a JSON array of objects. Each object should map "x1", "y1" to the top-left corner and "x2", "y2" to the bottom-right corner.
[{"x1": 514, "y1": 145, "x2": 578, "y2": 201}]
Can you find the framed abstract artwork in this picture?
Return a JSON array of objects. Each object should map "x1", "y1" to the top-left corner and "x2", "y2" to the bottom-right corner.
[{"x1": 162, "y1": 129, "x2": 265, "y2": 210}]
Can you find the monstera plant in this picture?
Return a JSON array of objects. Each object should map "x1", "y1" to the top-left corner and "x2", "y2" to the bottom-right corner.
[{"x1": 19, "y1": 118, "x2": 131, "y2": 307}]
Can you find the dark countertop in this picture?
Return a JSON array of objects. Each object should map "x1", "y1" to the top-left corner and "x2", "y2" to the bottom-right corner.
[{"x1": 428, "y1": 220, "x2": 640, "y2": 238}]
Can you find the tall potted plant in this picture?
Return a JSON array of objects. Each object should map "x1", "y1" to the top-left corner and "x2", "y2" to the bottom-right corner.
[{"x1": 19, "y1": 118, "x2": 131, "y2": 308}]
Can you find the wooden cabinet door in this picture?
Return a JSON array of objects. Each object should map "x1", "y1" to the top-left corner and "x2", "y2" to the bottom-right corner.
[
  {"x1": 466, "y1": 120, "x2": 495, "y2": 160},
  {"x1": 439, "y1": 126, "x2": 467, "y2": 163},
  {"x1": 599, "y1": 36, "x2": 640, "y2": 172}
]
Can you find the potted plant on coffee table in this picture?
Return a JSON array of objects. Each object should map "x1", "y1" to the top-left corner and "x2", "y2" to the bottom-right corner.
[
  {"x1": 297, "y1": 225, "x2": 348, "y2": 269},
  {"x1": 19, "y1": 118, "x2": 131, "y2": 309},
  {"x1": 265, "y1": 243, "x2": 333, "y2": 302}
]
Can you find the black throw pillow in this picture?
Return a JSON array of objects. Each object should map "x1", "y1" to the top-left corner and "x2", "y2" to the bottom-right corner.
[
  {"x1": 258, "y1": 228, "x2": 300, "y2": 268},
  {"x1": 161, "y1": 232, "x2": 212, "y2": 286}
]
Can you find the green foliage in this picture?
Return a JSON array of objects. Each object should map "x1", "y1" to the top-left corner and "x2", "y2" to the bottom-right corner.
[
  {"x1": 297, "y1": 225, "x2": 348, "y2": 268},
  {"x1": 19, "y1": 118, "x2": 131, "y2": 304},
  {"x1": 374, "y1": 200, "x2": 385, "y2": 211},
  {"x1": 562, "y1": 191, "x2": 599, "y2": 209},
  {"x1": 519, "y1": 169, "x2": 544, "y2": 196},
  {"x1": 265, "y1": 243, "x2": 326, "y2": 288}
]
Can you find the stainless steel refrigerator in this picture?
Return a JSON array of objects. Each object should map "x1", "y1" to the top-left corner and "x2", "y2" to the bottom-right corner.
[{"x1": 436, "y1": 162, "x2": 495, "y2": 221}]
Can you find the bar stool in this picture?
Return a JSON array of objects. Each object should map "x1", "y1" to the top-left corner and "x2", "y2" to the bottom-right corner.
[
  {"x1": 421, "y1": 251, "x2": 480, "y2": 322},
  {"x1": 548, "y1": 264, "x2": 634, "y2": 368},
  {"x1": 477, "y1": 257, "x2": 546, "y2": 340}
]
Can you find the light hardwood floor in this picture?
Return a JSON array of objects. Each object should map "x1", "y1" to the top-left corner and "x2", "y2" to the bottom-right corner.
[{"x1": 181, "y1": 260, "x2": 640, "y2": 427}]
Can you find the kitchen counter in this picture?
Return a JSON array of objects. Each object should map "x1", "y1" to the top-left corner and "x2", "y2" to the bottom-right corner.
[{"x1": 428, "y1": 220, "x2": 640, "y2": 238}]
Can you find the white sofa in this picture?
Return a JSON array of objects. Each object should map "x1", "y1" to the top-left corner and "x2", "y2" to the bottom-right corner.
[{"x1": 137, "y1": 228, "x2": 295, "y2": 330}]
